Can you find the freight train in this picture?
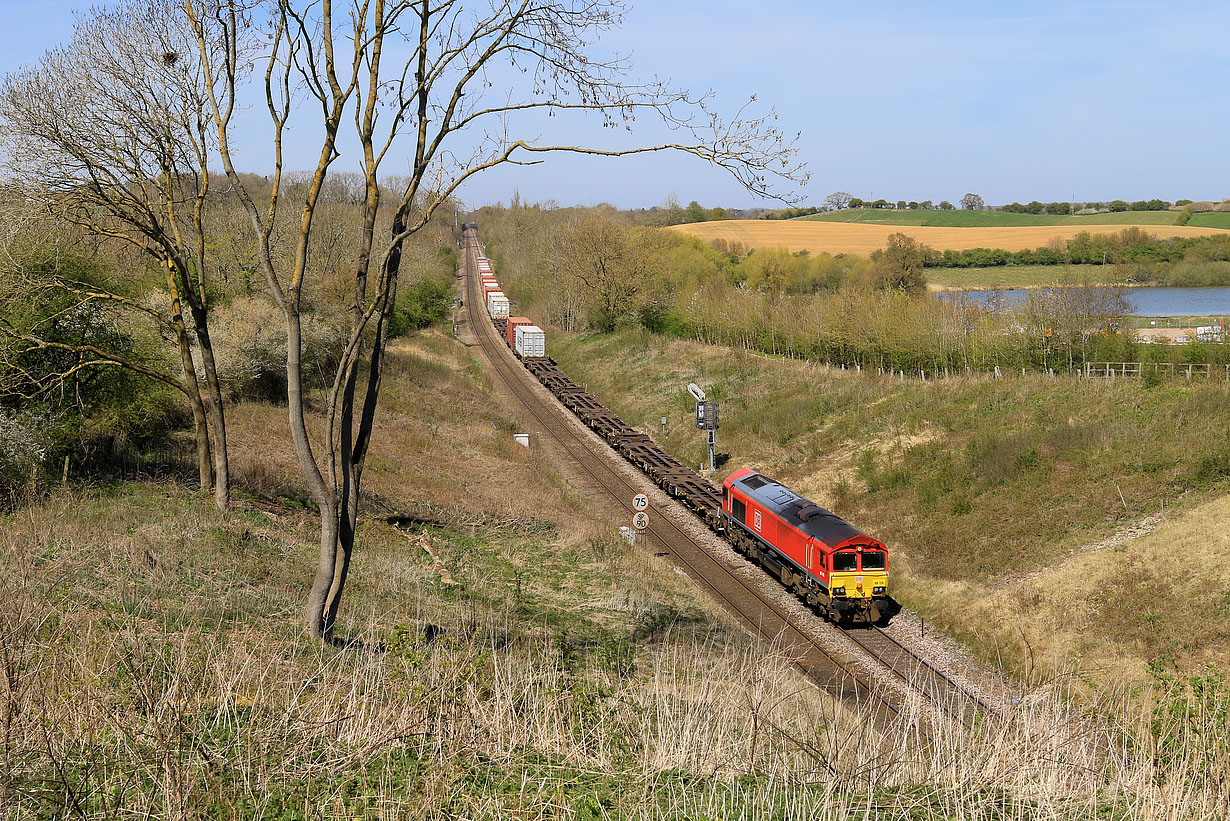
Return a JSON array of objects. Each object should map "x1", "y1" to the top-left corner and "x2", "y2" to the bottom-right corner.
[{"x1": 465, "y1": 227, "x2": 898, "y2": 625}]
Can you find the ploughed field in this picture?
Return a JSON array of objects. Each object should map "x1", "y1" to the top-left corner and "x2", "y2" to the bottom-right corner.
[{"x1": 669, "y1": 219, "x2": 1230, "y2": 255}]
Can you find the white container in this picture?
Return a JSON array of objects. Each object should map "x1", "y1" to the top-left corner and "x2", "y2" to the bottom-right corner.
[
  {"x1": 513, "y1": 433, "x2": 530, "y2": 448},
  {"x1": 488, "y1": 295, "x2": 511, "y2": 319},
  {"x1": 515, "y1": 324, "x2": 545, "y2": 358}
]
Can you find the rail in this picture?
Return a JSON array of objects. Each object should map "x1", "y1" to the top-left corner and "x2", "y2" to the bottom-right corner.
[{"x1": 461, "y1": 228, "x2": 995, "y2": 731}]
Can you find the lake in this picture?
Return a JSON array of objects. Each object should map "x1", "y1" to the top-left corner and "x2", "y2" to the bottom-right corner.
[{"x1": 943, "y1": 286, "x2": 1230, "y2": 317}]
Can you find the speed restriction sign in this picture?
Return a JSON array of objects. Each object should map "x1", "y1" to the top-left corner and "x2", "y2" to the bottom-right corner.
[
  {"x1": 632, "y1": 512, "x2": 649, "y2": 530},
  {"x1": 632, "y1": 493, "x2": 649, "y2": 511}
]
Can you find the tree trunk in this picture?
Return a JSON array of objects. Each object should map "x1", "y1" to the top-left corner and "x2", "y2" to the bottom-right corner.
[
  {"x1": 189, "y1": 305, "x2": 231, "y2": 513},
  {"x1": 289, "y1": 306, "x2": 341, "y2": 640},
  {"x1": 174, "y1": 319, "x2": 213, "y2": 492},
  {"x1": 306, "y1": 501, "x2": 341, "y2": 639},
  {"x1": 322, "y1": 226, "x2": 404, "y2": 635}
]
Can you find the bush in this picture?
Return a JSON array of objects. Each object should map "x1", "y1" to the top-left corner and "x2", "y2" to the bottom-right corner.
[
  {"x1": 211, "y1": 298, "x2": 344, "y2": 403},
  {"x1": 390, "y1": 275, "x2": 454, "y2": 338},
  {"x1": 0, "y1": 411, "x2": 48, "y2": 498},
  {"x1": 1192, "y1": 446, "x2": 1230, "y2": 486}
]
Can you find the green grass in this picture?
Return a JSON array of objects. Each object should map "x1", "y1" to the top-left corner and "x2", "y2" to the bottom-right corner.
[
  {"x1": 927, "y1": 263, "x2": 1116, "y2": 289},
  {"x1": 796, "y1": 208, "x2": 1193, "y2": 227},
  {"x1": 1190, "y1": 212, "x2": 1230, "y2": 229},
  {"x1": 548, "y1": 327, "x2": 1230, "y2": 680}
]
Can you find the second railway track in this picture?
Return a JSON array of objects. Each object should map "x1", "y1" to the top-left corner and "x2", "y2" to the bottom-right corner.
[{"x1": 458, "y1": 228, "x2": 998, "y2": 732}]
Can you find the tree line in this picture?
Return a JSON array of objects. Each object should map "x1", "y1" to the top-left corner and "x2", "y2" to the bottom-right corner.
[
  {"x1": 479, "y1": 203, "x2": 1230, "y2": 376},
  {"x1": 924, "y1": 229, "x2": 1230, "y2": 286}
]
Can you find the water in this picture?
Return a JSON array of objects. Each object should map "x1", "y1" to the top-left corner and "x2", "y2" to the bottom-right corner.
[{"x1": 944, "y1": 286, "x2": 1230, "y2": 317}]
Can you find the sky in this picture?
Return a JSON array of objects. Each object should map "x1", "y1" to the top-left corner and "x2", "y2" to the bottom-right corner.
[{"x1": 1, "y1": 0, "x2": 1226, "y2": 210}]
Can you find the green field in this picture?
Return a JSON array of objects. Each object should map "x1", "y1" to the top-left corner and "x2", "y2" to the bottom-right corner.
[
  {"x1": 795, "y1": 208, "x2": 1230, "y2": 230},
  {"x1": 927, "y1": 263, "x2": 1116, "y2": 289}
]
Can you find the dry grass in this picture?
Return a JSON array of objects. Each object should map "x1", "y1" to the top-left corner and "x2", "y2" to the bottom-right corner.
[
  {"x1": 669, "y1": 219, "x2": 1230, "y2": 255},
  {"x1": 951, "y1": 493, "x2": 1230, "y2": 683},
  {"x1": 4, "y1": 328, "x2": 1230, "y2": 817},
  {"x1": 2, "y1": 484, "x2": 1227, "y2": 819}
]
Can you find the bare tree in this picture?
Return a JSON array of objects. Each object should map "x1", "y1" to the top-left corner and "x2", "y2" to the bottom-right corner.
[
  {"x1": 0, "y1": 0, "x2": 232, "y2": 511},
  {"x1": 823, "y1": 191, "x2": 852, "y2": 211},
  {"x1": 551, "y1": 212, "x2": 660, "y2": 330},
  {"x1": 187, "y1": 0, "x2": 806, "y2": 641}
]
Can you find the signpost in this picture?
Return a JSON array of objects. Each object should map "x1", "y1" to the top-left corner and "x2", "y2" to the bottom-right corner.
[
  {"x1": 632, "y1": 511, "x2": 649, "y2": 530},
  {"x1": 632, "y1": 493, "x2": 649, "y2": 512}
]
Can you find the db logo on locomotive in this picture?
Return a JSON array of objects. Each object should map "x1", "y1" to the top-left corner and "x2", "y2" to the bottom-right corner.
[{"x1": 753, "y1": 510, "x2": 762, "y2": 533}]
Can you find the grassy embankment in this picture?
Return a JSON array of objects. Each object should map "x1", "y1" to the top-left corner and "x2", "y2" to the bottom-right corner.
[
  {"x1": 548, "y1": 328, "x2": 1230, "y2": 685},
  {"x1": 7, "y1": 323, "x2": 1230, "y2": 816},
  {"x1": 796, "y1": 207, "x2": 1230, "y2": 230},
  {"x1": 5, "y1": 329, "x2": 863, "y2": 816}
]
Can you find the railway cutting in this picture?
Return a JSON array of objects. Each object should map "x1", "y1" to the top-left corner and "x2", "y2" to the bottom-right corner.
[{"x1": 458, "y1": 225, "x2": 999, "y2": 733}]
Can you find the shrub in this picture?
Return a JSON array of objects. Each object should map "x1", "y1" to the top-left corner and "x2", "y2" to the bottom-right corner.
[
  {"x1": 0, "y1": 411, "x2": 48, "y2": 498},
  {"x1": 1191, "y1": 446, "x2": 1230, "y2": 486},
  {"x1": 210, "y1": 297, "x2": 344, "y2": 403},
  {"x1": 390, "y1": 274, "x2": 454, "y2": 338}
]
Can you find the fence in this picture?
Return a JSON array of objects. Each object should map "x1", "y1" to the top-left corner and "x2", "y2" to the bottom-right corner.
[
  {"x1": 791, "y1": 358, "x2": 1230, "y2": 383},
  {"x1": 1084, "y1": 361, "x2": 1230, "y2": 379}
]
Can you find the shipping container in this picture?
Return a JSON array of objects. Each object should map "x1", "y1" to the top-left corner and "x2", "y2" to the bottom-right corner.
[
  {"x1": 505, "y1": 316, "x2": 533, "y2": 347},
  {"x1": 488, "y1": 293, "x2": 511, "y2": 319},
  {"x1": 515, "y1": 324, "x2": 545, "y2": 358}
]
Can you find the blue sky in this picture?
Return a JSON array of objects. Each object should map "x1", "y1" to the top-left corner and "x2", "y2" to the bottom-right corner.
[{"x1": 2, "y1": 1, "x2": 1226, "y2": 209}]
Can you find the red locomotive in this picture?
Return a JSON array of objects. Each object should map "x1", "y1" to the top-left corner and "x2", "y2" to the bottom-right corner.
[{"x1": 722, "y1": 467, "x2": 899, "y2": 624}]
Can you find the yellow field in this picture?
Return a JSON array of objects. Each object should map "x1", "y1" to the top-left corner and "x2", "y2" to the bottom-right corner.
[{"x1": 669, "y1": 220, "x2": 1230, "y2": 255}]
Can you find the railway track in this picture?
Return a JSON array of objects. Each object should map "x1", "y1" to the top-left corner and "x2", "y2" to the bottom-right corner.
[
  {"x1": 843, "y1": 625, "x2": 1000, "y2": 726},
  {"x1": 459, "y1": 229, "x2": 997, "y2": 731}
]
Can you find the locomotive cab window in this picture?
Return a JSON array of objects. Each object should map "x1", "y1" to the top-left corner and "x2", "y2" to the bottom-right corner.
[
  {"x1": 832, "y1": 552, "x2": 857, "y2": 572},
  {"x1": 861, "y1": 551, "x2": 886, "y2": 570}
]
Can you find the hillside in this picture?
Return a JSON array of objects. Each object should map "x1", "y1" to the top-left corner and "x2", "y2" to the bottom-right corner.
[
  {"x1": 8, "y1": 307, "x2": 1230, "y2": 817},
  {"x1": 2, "y1": 329, "x2": 861, "y2": 817},
  {"x1": 668, "y1": 218, "x2": 1230, "y2": 256},
  {"x1": 547, "y1": 328, "x2": 1230, "y2": 685},
  {"x1": 794, "y1": 207, "x2": 1230, "y2": 230}
]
